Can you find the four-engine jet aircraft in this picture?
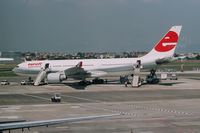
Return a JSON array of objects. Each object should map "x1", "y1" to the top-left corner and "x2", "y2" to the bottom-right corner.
[{"x1": 13, "y1": 26, "x2": 182, "y2": 85}]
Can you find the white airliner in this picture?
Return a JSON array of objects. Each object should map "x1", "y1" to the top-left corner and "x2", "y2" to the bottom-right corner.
[
  {"x1": 13, "y1": 26, "x2": 182, "y2": 85},
  {"x1": 0, "y1": 58, "x2": 13, "y2": 61}
]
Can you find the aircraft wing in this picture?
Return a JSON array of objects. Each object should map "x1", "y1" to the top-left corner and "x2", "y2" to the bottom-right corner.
[
  {"x1": 35, "y1": 61, "x2": 108, "y2": 85},
  {"x1": 64, "y1": 61, "x2": 107, "y2": 79},
  {"x1": 64, "y1": 62, "x2": 90, "y2": 79},
  {"x1": 0, "y1": 114, "x2": 118, "y2": 132}
]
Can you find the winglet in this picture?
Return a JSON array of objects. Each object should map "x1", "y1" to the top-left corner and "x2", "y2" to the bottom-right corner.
[{"x1": 76, "y1": 61, "x2": 83, "y2": 68}]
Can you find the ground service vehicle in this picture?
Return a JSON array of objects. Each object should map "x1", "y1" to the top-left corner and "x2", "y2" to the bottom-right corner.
[
  {"x1": 51, "y1": 94, "x2": 61, "y2": 102},
  {"x1": 21, "y1": 80, "x2": 34, "y2": 85},
  {"x1": 1, "y1": 80, "x2": 10, "y2": 85},
  {"x1": 146, "y1": 69, "x2": 160, "y2": 84}
]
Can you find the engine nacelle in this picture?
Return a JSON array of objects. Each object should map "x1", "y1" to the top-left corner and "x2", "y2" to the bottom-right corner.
[{"x1": 47, "y1": 73, "x2": 66, "y2": 83}]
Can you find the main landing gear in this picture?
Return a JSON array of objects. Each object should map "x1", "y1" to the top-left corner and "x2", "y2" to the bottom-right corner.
[{"x1": 78, "y1": 78, "x2": 107, "y2": 86}]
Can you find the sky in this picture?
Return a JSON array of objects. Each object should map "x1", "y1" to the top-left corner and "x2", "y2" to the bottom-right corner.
[{"x1": 0, "y1": 0, "x2": 200, "y2": 53}]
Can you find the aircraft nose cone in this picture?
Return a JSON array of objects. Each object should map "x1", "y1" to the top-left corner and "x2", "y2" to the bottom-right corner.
[{"x1": 12, "y1": 67, "x2": 19, "y2": 73}]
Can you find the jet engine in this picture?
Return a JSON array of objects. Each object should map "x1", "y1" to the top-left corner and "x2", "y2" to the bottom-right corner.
[{"x1": 47, "y1": 73, "x2": 66, "y2": 83}]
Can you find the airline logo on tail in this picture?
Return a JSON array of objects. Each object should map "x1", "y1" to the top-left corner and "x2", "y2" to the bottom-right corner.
[{"x1": 154, "y1": 26, "x2": 181, "y2": 52}]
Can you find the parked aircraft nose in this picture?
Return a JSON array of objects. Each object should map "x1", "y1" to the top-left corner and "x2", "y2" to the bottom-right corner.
[{"x1": 12, "y1": 66, "x2": 19, "y2": 74}]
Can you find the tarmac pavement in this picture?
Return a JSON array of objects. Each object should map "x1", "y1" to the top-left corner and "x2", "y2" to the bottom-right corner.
[{"x1": 0, "y1": 76, "x2": 200, "y2": 133}]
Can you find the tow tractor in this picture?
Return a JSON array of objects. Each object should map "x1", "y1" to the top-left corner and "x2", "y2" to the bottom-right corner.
[
  {"x1": 146, "y1": 69, "x2": 160, "y2": 84},
  {"x1": 51, "y1": 94, "x2": 61, "y2": 102}
]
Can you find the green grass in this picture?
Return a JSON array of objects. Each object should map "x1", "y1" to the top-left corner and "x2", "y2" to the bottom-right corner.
[
  {"x1": 158, "y1": 60, "x2": 200, "y2": 71},
  {"x1": 0, "y1": 71, "x2": 17, "y2": 77},
  {"x1": 0, "y1": 63, "x2": 17, "y2": 68},
  {"x1": 0, "y1": 63, "x2": 17, "y2": 77}
]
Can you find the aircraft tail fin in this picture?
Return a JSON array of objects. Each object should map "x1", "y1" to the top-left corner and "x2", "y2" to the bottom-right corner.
[{"x1": 141, "y1": 25, "x2": 182, "y2": 61}]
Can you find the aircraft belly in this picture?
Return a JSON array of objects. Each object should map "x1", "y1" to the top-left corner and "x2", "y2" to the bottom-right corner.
[{"x1": 99, "y1": 65, "x2": 133, "y2": 73}]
